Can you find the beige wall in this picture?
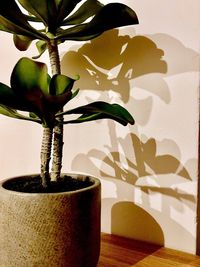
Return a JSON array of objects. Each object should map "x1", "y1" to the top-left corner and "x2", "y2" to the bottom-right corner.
[{"x1": 0, "y1": 0, "x2": 199, "y2": 254}]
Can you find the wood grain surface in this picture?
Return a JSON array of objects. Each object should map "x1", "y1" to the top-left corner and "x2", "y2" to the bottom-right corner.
[{"x1": 98, "y1": 234, "x2": 200, "y2": 267}]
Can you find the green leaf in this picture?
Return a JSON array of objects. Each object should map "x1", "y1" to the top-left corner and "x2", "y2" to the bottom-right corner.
[
  {"x1": 55, "y1": 0, "x2": 82, "y2": 25},
  {"x1": 56, "y1": 3, "x2": 139, "y2": 41},
  {"x1": 61, "y1": 101, "x2": 135, "y2": 126},
  {"x1": 5, "y1": 57, "x2": 77, "y2": 127},
  {"x1": 57, "y1": 26, "x2": 100, "y2": 41},
  {"x1": 33, "y1": 40, "x2": 48, "y2": 59},
  {"x1": 0, "y1": 1, "x2": 46, "y2": 39},
  {"x1": 11, "y1": 57, "x2": 50, "y2": 96},
  {"x1": 71, "y1": 88, "x2": 79, "y2": 100},
  {"x1": 0, "y1": 82, "x2": 28, "y2": 110},
  {"x1": 0, "y1": 0, "x2": 28, "y2": 25},
  {"x1": 0, "y1": 57, "x2": 79, "y2": 127},
  {"x1": 25, "y1": 14, "x2": 43, "y2": 23},
  {"x1": 0, "y1": 105, "x2": 18, "y2": 118},
  {"x1": 0, "y1": 82, "x2": 17, "y2": 106},
  {"x1": 17, "y1": 0, "x2": 82, "y2": 32},
  {"x1": 49, "y1": 74, "x2": 76, "y2": 95},
  {"x1": 17, "y1": 0, "x2": 56, "y2": 28},
  {"x1": 29, "y1": 112, "x2": 39, "y2": 119},
  {"x1": 0, "y1": 105, "x2": 41, "y2": 123},
  {"x1": 63, "y1": 0, "x2": 104, "y2": 25},
  {"x1": 0, "y1": 16, "x2": 35, "y2": 38},
  {"x1": 44, "y1": 91, "x2": 72, "y2": 113},
  {"x1": 13, "y1": 34, "x2": 33, "y2": 51},
  {"x1": 10, "y1": 57, "x2": 53, "y2": 122}
]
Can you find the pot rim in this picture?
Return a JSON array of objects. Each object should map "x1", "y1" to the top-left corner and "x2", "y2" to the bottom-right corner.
[{"x1": 0, "y1": 172, "x2": 101, "y2": 196}]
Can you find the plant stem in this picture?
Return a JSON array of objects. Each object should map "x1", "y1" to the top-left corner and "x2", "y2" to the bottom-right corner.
[
  {"x1": 40, "y1": 127, "x2": 53, "y2": 188},
  {"x1": 47, "y1": 39, "x2": 63, "y2": 181},
  {"x1": 48, "y1": 39, "x2": 61, "y2": 75}
]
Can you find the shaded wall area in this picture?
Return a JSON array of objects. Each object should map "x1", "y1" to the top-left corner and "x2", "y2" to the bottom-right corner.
[{"x1": 60, "y1": 9, "x2": 199, "y2": 253}]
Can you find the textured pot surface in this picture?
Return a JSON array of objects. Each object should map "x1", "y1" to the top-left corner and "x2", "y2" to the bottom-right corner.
[{"x1": 0, "y1": 174, "x2": 101, "y2": 267}]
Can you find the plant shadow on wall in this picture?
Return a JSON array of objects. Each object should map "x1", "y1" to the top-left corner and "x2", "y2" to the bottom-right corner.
[
  {"x1": 61, "y1": 29, "x2": 167, "y2": 104},
  {"x1": 61, "y1": 29, "x2": 199, "y2": 247},
  {"x1": 72, "y1": 124, "x2": 196, "y2": 246}
]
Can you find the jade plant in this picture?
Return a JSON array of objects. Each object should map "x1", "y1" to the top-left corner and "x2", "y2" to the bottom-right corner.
[{"x1": 0, "y1": 0, "x2": 138, "y2": 190}]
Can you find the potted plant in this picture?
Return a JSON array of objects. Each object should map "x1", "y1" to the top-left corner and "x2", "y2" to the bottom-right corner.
[{"x1": 0, "y1": 1, "x2": 139, "y2": 266}]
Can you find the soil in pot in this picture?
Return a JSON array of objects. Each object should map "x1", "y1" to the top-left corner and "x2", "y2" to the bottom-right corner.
[{"x1": 3, "y1": 175, "x2": 93, "y2": 193}]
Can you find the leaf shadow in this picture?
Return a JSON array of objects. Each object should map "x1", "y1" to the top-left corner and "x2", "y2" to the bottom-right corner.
[
  {"x1": 61, "y1": 28, "x2": 199, "y2": 127},
  {"x1": 61, "y1": 28, "x2": 168, "y2": 103},
  {"x1": 72, "y1": 128, "x2": 192, "y2": 181},
  {"x1": 63, "y1": 29, "x2": 199, "y2": 248}
]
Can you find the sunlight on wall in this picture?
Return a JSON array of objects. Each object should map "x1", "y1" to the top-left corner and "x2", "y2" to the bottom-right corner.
[
  {"x1": 0, "y1": 0, "x2": 199, "y2": 254},
  {"x1": 64, "y1": 0, "x2": 200, "y2": 254}
]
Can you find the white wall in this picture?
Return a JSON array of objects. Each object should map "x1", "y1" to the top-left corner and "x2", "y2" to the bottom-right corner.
[{"x1": 0, "y1": 0, "x2": 199, "y2": 254}]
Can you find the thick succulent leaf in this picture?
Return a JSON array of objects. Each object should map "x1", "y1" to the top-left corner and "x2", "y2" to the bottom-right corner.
[
  {"x1": 0, "y1": 82, "x2": 28, "y2": 110},
  {"x1": 13, "y1": 34, "x2": 33, "y2": 51},
  {"x1": 0, "y1": 18, "x2": 19, "y2": 34},
  {"x1": 49, "y1": 74, "x2": 77, "y2": 95},
  {"x1": 63, "y1": 0, "x2": 104, "y2": 25},
  {"x1": 0, "y1": 58, "x2": 50, "y2": 115},
  {"x1": 17, "y1": 0, "x2": 57, "y2": 30},
  {"x1": 17, "y1": 0, "x2": 82, "y2": 32},
  {"x1": 55, "y1": 0, "x2": 83, "y2": 25},
  {"x1": 0, "y1": 58, "x2": 76, "y2": 127},
  {"x1": 44, "y1": 91, "x2": 72, "y2": 113},
  {"x1": 11, "y1": 57, "x2": 50, "y2": 96},
  {"x1": 0, "y1": 105, "x2": 19, "y2": 118},
  {"x1": 61, "y1": 101, "x2": 135, "y2": 126},
  {"x1": 33, "y1": 40, "x2": 48, "y2": 59},
  {"x1": 56, "y1": 3, "x2": 139, "y2": 41},
  {"x1": 0, "y1": 0, "x2": 29, "y2": 25},
  {"x1": 0, "y1": 105, "x2": 41, "y2": 123},
  {"x1": 29, "y1": 112, "x2": 39, "y2": 119},
  {"x1": 0, "y1": 16, "x2": 38, "y2": 38},
  {"x1": 8, "y1": 58, "x2": 77, "y2": 126},
  {"x1": 25, "y1": 14, "x2": 42, "y2": 23},
  {"x1": 10, "y1": 57, "x2": 53, "y2": 122},
  {"x1": 0, "y1": 1, "x2": 45, "y2": 39},
  {"x1": 56, "y1": 25, "x2": 100, "y2": 41},
  {"x1": 71, "y1": 88, "x2": 79, "y2": 100},
  {"x1": 0, "y1": 82, "x2": 17, "y2": 106}
]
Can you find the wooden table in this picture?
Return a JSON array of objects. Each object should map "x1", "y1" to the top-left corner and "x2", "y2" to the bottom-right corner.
[{"x1": 98, "y1": 234, "x2": 200, "y2": 267}]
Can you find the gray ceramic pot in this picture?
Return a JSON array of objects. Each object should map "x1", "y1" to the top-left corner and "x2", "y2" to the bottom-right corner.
[{"x1": 0, "y1": 174, "x2": 101, "y2": 267}]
